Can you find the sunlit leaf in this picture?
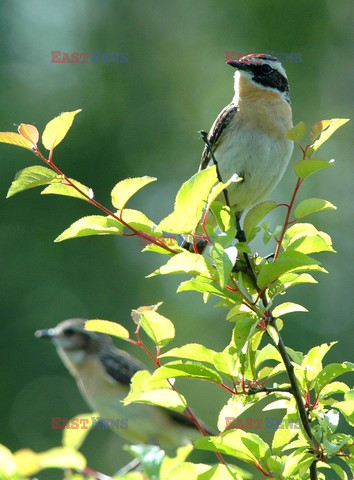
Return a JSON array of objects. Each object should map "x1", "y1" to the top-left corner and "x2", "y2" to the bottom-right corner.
[
  {"x1": 159, "y1": 343, "x2": 217, "y2": 365},
  {"x1": 210, "y1": 241, "x2": 233, "y2": 288},
  {"x1": 85, "y1": 319, "x2": 130, "y2": 340},
  {"x1": 18, "y1": 123, "x2": 39, "y2": 147},
  {"x1": 177, "y1": 276, "x2": 229, "y2": 300},
  {"x1": 195, "y1": 429, "x2": 270, "y2": 464},
  {"x1": 156, "y1": 167, "x2": 218, "y2": 234},
  {"x1": 111, "y1": 176, "x2": 157, "y2": 210},
  {"x1": 42, "y1": 109, "x2": 82, "y2": 150},
  {"x1": 14, "y1": 449, "x2": 40, "y2": 476},
  {"x1": 55, "y1": 215, "x2": 123, "y2": 242},
  {"x1": 7, "y1": 165, "x2": 58, "y2": 198},
  {"x1": 294, "y1": 198, "x2": 336, "y2": 219},
  {"x1": 302, "y1": 342, "x2": 337, "y2": 383},
  {"x1": 0, "y1": 131, "x2": 33, "y2": 150},
  {"x1": 286, "y1": 121, "x2": 306, "y2": 142},
  {"x1": 258, "y1": 251, "x2": 326, "y2": 289},
  {"x1": 310, "y1": 118, "x2": 349, "y2": 152},
  {"x1": 313, "y1": 362, "x2": 354, "y2": 394},
  {"x1": 117, "y1": 209, "x2": 157, "y2": 234},
  {"x1": 272, "y1": 302, "x2": 308, "y2": 318},
  {"x1": 218, "y1": 395, "x2": 260, "y2": 432},
  {"x1": 123, "y1": 370, "x2": 186, "y2": 411},
  {"x1": 151, "y1": 360, "x2": 222, "y2": 384},
  {"x1": 62, "y1": 413, "x2": 97, "y2": 450},
  {"x1": 136, "y1": 309, "x2": 175, "y2": 347},
  {"x1": 39, "y1": 447, "x2": 86, "y2": 469},
  {"x1": 0, "y1": 444, "x2": 16, "y2": 476},
  {"x1": 332, "y1": 400, "x2": 354, "y2": 426},
  {"x1": 148, "y1": 251, "x2": 213, "y2": 278},
  {"x1": 294, "y1": 159, "x2": 333, "y2": 180},
  {"x1": 233, "y1": 317, "x2": 258, "y2": 354},
  {"x1": 41, "y1": 178, "x2": 93, "y2": 201},
  {"x1": 159, "y1": 444, "x2": 194, "y2": 480}
]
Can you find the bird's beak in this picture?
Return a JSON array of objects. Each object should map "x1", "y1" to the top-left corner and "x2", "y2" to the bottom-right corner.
[
  {"x1": 227, "y1": 60, "x2": 249, "y2": 71},
  {"x1": 35, "y1": 328, "x2": 56, "y2": 339}
]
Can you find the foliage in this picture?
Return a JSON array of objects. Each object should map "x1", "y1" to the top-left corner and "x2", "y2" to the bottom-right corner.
[{"x1": 0, "y1": 112, "x2": 352, "y2": 480}]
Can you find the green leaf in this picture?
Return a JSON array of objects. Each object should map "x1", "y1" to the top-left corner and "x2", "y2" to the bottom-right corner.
[
  {"x1": 177, "y1": 277, "x2": 229, "y2": 300},
  {"x1": 156, "y1": 167, "x2": 218, "y2": 234},
  {"x1": 330, "y1": 463, "x2": 349, "y2": 480},
  {"x1": 7, "y1": 165, "x2": 58, "y2": 198},
  {"x1": 302, "y1": 343, "x2": 337, "y2": 383},
  {"x1": 226, "y1": 303, "x2": 255, "y2": 322},
  {"x1": 151, "y1": 360, "x2": 222, "y2": 384},
  {"x1": 310, "y1": 118, "x2": 349, "y2": 152},
  {"x1": 137, "y1": 309, "x2": 175, "y2": 347},
  {"x1": 243, "y1": 201, "x2": 278, "y2": 242},
  {"x1": 233, "y1": 317, "x2": 258, "y2": 354},
  {"x1": 0, "y1": 445, "x2": 16, "y2": 476},
  {"x1": 210, "y1": 241, "x2": 233, "y2": 288},
  {"x1": 267, "y1": 325, "x2": 279, "y2": 345},
  {"x1": 159, "y1": 444, "x2": 194, "y2": 480},
  {"x1": 125, "y1": 445, "x2": 165, "y2": 480},
  {"x1": 55, "y1": 215, "x2": 123, "y2": 242},
  {"x1": 313, "y1": 362, "x2": 354, "y2": 394},
  {"x1": 163, "y1": 463, "x2": 245, "y2": 480},
  {"x1": 142, "y1": 238, "x2": 181, "y2": 255},
  {"x1": 258, "y1": 251, "x2": 325, "y2": 289},
  {"x1": 282, "y1": 223, "x2": 335, "y2": 254},
  {"x1": 210, "y1": 202, "x2": 236, "y2": 241},
  {"x1": 123, "y1": 371, "x2": 186, "y2": 411},
  {"x1": 272, "y1": 302, "x2": 308, "y2": 318},
  {"x1": 332, "y1": 400, "x2": 354, "y2": 425},
  {"x1": 111, "y1": 176, "x2": 157, "y2": 210},
  {"x1": 294, "y1": 159, "x2": 333, "y2": 180},
  {"x1": 286, "y1": 121, "x2": 306, "y2": 142},
  {"x1": 62, "y1": 413, "x2": 96, "y2": 450},
  {"x1": 39, "y1": 446, "x2": 86, "y2": 469},
  {"x1": 195, "y1": 429, "x2": 270, "y2": 464},
  {"x1": 217, "y1": 395, "x2": 260, "y2": 432},
  {"x1": 159, "y1": 343, "x2": 217, "y2": 365},
  {"x1": 283, "y1": 450, "x2": 315, "y2": 477},
  {"x1": 41, "y1": 178, "x2": 93, "y2": 202},
  {"x1": 271, "y1": 414, "x2": 300, "y2": 452},
  {"x1": 117, "y1": 209, "x2": 156, "y2": 234},
  {"x1": 85, "y1": 319, "x2": 130, "y2": 340},
  {"x1": 148, "y1": 251, "x2": 213, "y2": 278},
  {"x1": 295, "y1": 198, "x2": 336, "y2": 219},
  {"x1": 42, "y1": 109, "x2": 82, "y2": 150},
  {"x1": 320, "y1": 381, "x2": 350, "y2": 400},
  {"x1": 0, "y1": 131, "x2": 33, "y2": 150}
]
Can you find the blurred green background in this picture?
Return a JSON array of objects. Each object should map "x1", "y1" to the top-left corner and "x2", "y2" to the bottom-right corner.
[{"x1": 0, "y1": 1, "x2": 353, "y2": 478}]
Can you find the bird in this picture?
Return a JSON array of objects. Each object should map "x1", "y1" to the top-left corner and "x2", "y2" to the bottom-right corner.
[
  {"x1": 184, "y1": 53, "x2": 293, "y2": 252},
  {"x1": 35, "y1": 318, "x2": 213, "y2": 448}
]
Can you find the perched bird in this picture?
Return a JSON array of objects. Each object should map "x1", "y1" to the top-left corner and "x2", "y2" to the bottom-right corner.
[
  {"x1": 185, "y1": 53, "x2": 293, "y2": 251},
  {"x1": 35, "y1": 318, "x2": 212, "y2": 448}
]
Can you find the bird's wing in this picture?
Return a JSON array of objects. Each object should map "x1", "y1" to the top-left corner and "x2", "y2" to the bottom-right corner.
[
  {"x1": 100, "y1": 348, "x2": 215, "y2": 435},
  {"x1": 199, "y1": 103, "x2": 238, "y2": 171},
  {"x1": 99, "y1": 349, "x2": 145, "y2": 386}
]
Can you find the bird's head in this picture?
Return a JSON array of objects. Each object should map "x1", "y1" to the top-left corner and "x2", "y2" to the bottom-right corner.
[
  {"x1": 35, "y1": 318, "x2": 112, "y2": 359},
  {"x1": 227, "y1": 53, "x2": 290, "y2": 103}
]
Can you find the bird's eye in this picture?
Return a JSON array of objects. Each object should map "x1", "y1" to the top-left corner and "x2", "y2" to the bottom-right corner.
[
  {"x1": 261, "y1": 64, "x2": 272, "y2": 74},
  {"x1": 63, "y1": 328, "x2": 75, "y2": 337}
]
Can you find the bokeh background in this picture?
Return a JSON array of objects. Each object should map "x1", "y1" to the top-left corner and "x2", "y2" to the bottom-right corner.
[{"x1": 0, "y1": 1, "x2": 353, "y2": 479}]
